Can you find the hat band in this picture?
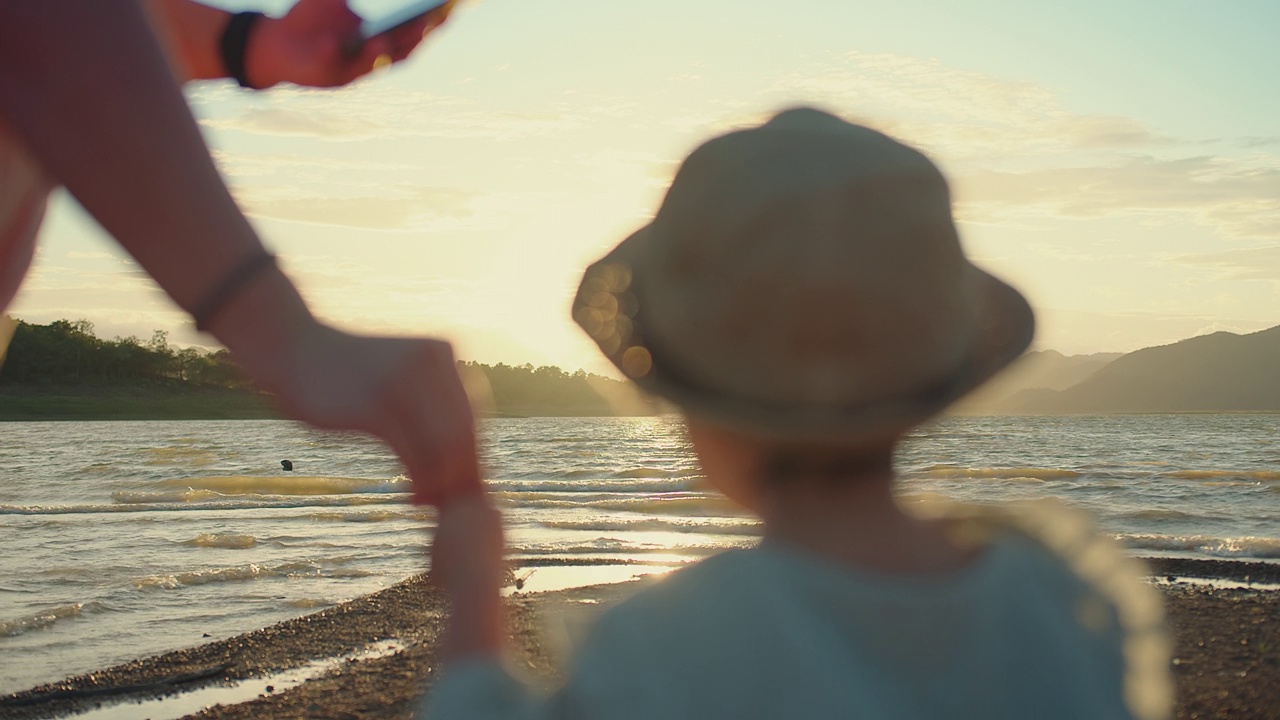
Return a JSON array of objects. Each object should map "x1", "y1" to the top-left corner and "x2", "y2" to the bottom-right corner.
[{"x1": 638, "y1": 327, "x2": 983, "y2": 428}]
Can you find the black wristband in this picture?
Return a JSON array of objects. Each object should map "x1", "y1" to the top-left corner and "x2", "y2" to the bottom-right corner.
[
  {"x1": 192, "y1": 252, "x2": 278, "y2": 333},
  {"x1": 220, "y1": 11, "x2": 264, "y2": 89}
]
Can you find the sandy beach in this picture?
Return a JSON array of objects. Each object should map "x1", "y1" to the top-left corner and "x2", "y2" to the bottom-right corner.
[{"x1": 2, "y1": 557, "x2": 1277, "y2": 720}]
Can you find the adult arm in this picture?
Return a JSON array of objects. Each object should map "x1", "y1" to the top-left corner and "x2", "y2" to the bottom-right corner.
[
  {"x1": 0, "y1": 1, "x2": 479, "y2": 505},
  {"x1": 432, "y1": 495, "x2": 508, "y2": 660},
  {"x1": 419, "y1": 494, "x2": 521, "y2": 719},
  {"x1": 144, "y1": 0, "x2": 440, "y2": 87}
]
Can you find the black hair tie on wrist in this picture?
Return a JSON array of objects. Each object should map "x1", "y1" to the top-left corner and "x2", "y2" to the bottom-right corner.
[
  {"x1": 220, "y1": 11, "x2": 265, "y2": 89},
  {"x1": 192, "y1": 252, "x2": 278, "y2": 333}
]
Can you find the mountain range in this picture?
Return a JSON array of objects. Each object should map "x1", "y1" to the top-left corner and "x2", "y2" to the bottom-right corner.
[{"x1": 956, "y1": 325, "x2": 1280, "y2": 414}]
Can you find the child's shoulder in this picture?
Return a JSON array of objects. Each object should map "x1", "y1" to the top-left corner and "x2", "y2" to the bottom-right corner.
[
  {"x1": 927, "y1": 501, "x2": 1162, "y2": 605},
  {"x1": 592, "y1": 500, "x2": 1162, "y2": 648},
  {"x1": 561, "y1": 505, "x2": 1168, "y2": 719}
]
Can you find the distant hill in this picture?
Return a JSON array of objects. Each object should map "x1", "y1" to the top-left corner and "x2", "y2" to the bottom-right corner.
[
  {"x1": 1003, "y1": 326, "x2": 1280, "y2": 414},
  {"x1": 0, "y1": 317, "x2": 665, "y2": 420},
  {"x1": 458, "y1": 361, "x2": 664, "y2": 418},
  {"x1": 952, "y1": 349, "x2": 1121, "y2": 415}
]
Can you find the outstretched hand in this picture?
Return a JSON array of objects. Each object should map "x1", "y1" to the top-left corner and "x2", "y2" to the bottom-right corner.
[{"x1": 249, "y1": 0, "x2": 446, "y2": 88}]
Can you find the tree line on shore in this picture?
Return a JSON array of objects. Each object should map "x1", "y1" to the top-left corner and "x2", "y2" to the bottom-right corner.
[
  {"x1": 0, "y1": 317, "x2": 661, "y2": 417},
  {"x1": 0, "y1": 318, "x2": 250, "y2": 388}
]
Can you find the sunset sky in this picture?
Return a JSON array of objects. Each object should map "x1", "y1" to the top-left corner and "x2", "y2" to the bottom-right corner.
[{"x1": 12, "y1": 0, "x2": 1280, "y2": 375}]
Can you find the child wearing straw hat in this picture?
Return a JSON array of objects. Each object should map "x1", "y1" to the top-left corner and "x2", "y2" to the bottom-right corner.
[{"x1": 419, "y1": 108, "x2": 1170, "y2": 720}]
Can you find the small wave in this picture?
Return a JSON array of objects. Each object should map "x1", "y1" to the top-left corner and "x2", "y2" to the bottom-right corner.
[
  {"x1": 3, "y1": 494, "x2": 406, "y2": 516},
  {"x1": 510, "y1": 538, "x2": 636, "y2": 554},
  {"x1": 1160, "y1": 470, "x2": 1280, "y2": 482},
  {"x1": 540, "y1": 518, "x2": 761, "y2": 536},
  {"x1": 182, "y1": 533, "x2": 257, "y2": 549},
  {"x1": 492, "y1": 469, "x2": 606, "y2": 480},
  {"x1": 500, "y1": 468, "x2": 661, "y2": 481},
  {"x1": 113, "y1": 489, "x2": 226, "y2": 505},
  {"x1": 508, "y1": 557, "x2": 687, "y2": 568},
  {"x1": 284, "y1": 598, "x2": 333, "y2": 610},
  {"x1": 613, "y1": 468, "x2": 673, "y2": 479},
  {"x1": 486, "y1": 479, "x2": 692, "y2": 494},
  {"x1": 0, "y1": 601, "x2": 106, "y2": 637},
  {"x1": 1119, "y1": 533, "x2": 1280, "y2": 559},
  {"x1": 156, "y1": 475, "x2": 409, "y2": 496},
  {"x1": 142, "y1": 446, "x2": 217, "y2": 467},
  {"x1": 913, "y1": 465, "x2": 1081, "y2": 480},
  {"x1": 509, "y1": 539, "x2": 747, "y2": 557},
  {"x1": 584, "y1": 495, "x2": 740, "y2": 517},
  {"x1": 1118, "y1": 509, "x2": 1205, "y2": 522},
  {"x1": 494, "y1": 492, "x2": 740, "y2": 517},
  {"x1": 72, "y1": 462, "x2": 121, "y2": 477},
  {"x1": 308, "y1": 509, "x2": 428, "y2": 523},
  {"x1": 133, "y1": 560, "x2": 374, "y2": 591}
]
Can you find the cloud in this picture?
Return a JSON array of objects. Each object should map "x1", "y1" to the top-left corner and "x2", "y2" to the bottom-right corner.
[
  {"x1": 751, "y1": 51, "x2": 1280, "y2": 242},
  {"x1": 284, "y1": 254, "x2": 470, "y2": 295},
  {"x1": 1178, "y1": 245, "x2": 1280, "y2": 281},
  {"x1": 1064, "y1": 115, "x2": 1159, "y2": 150},
  {"x1": 209, "y1": 150, "x2": 423, "y2": 180},
  {"x1": 766, "y1": 52, "x2": 1168, "y2": 161},
  {"x1": 273, "y1": 253, "x2": 488, "y2": 333},
  {"x1": 205, "y1": 107, "x2": 373, "y2": 140},
  {"x1": 236, "y1": 185, "x2": 476, "y2": 230},
  {"x1": 65, "y1": 251, "x2": 124, "y2": 261},
  {"x1": 1240, "y1": 136, "x2": 1280, "y2": 149},
  {"x1": 22, "y1": 261, "x2": 157, "y2": 293},
  {"x1": 198, "y1": 86, "x2": 590, "y2": 142},
  {"x1": 955, "y1": 156, "x2": 1280, "y2": 238}
]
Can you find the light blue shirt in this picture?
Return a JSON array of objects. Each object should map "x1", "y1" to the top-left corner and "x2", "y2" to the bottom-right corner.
[{"x1": 421, "y1": 530, "x2": 1138, "y2": 719}]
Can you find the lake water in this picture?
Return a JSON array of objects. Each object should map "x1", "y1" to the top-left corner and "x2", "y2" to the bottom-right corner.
[{"x1": 1, "y1": 415, "x2": 1278, "y2": 694}]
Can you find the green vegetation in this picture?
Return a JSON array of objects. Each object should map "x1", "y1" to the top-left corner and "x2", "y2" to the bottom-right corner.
[
  {"x1": 0, "y1": 318, "x2": 272, "y2": 420},
  {"x1": 0, "y1": 318, "x2": 662, "y2": 420},
  {"x1": 0, "y1": 387, "x2": 277, "y2": 421},
  {"x1": 1, "y1": 318, "x2": 253, "y2": 388}
]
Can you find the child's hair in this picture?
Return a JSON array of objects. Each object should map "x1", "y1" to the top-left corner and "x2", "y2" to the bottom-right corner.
[{"x1": 761, "y1": 444, "x2": 895, "y2": 484}]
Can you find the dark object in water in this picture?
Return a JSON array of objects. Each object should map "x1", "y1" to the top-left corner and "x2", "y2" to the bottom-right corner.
[{"x1": 281, "y1": 460, "x2": 293, "y2": 472}]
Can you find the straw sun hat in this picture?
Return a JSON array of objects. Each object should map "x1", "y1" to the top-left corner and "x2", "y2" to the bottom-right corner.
[{"x1": 573, "y1": 107, "x2": 1034, "y2": 441}]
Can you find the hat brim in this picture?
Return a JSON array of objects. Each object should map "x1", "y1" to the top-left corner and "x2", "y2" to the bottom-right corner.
[{"x1": 573, "y1": 225, "x2": 1035, "y2": 442}]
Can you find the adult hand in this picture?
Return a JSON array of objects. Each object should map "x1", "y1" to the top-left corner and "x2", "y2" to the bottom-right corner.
[
  {"x1": 268, "y1": 323, "x2": 482, "y2": 506},
  {"x1": 248, "y1": 0, "x2": 446, "y2": 88}
]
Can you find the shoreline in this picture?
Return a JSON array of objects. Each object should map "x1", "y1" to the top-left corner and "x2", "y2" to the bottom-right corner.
[
  {"x1": 1142, "y1": 556, "x2": 1280, "y2": 585},
  {"x1": 2, "y1": 558, "x2": 1277, "y2": 720}
]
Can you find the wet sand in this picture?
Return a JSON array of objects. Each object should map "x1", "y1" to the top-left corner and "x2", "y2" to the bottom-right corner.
[{"x1": 2, "y1": 558, "x2": 1277, "y2": 720}]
